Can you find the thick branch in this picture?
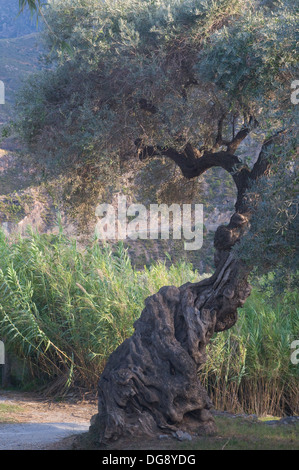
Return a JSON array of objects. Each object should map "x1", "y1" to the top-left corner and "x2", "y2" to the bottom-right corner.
[
  {"x1": 136, "y1": 141, "x2": 242, "y2": 177},
  {"x1": 135, "y1": 140, "x2": 251, "y2": 210}
]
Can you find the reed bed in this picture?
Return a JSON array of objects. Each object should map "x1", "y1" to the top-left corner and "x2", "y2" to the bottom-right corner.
[{"x1": 0, "y1": 228, "x2": 297, "y2": 415}]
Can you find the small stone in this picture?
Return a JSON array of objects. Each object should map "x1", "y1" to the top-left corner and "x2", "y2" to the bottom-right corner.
[
  {"x1": 158, "y1": 434, "x2": 169, "y2": 440},
  {"x1": 174, "y1": 430, "x2": 192, "y2": 441}
]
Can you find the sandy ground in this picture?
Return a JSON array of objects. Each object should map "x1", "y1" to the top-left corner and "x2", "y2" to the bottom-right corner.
[{"x1": 0, "y1": 390, "x2": 97, "y2": 450}]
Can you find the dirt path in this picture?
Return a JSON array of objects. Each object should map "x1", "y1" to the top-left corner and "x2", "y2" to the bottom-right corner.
[
  {"x1": 0, "y1": 390, "x2": 97, "y2": 450},
  {"x1": 1, "y1": 390, "x2": 299, "y2": 450}
]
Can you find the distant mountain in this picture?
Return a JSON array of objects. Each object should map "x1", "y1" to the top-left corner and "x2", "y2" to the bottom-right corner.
[
  {"x1": 0, "y1": 0, "x2": 42, "y2": 124},
  {"x1": 0, "y1": 0, "x2": 40, "y2": 39}
]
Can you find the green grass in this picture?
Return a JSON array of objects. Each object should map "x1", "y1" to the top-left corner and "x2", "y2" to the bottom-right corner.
[
  {"x1": 78, "y1": 415, "x2": 299, "y2": 450},
  {"x1": 0, "y1": 403, "x2": 24, "y2": 423},
  {"x1": 177, "y1": 416, "x2": 299, "y2": 450}
]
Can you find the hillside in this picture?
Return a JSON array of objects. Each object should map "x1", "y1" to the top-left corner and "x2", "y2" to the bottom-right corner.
[
  {"x1": 0, "y1": 0, "x2": 39, "y2": 39},
  {"x1": 0, "y1": 33, "x2": 42, "y2": 124}
]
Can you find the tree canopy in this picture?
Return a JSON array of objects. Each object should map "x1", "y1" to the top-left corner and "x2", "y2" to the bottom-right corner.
[
  {"x1": 15, "y1": 0, "x2": 298, "y2": 282},
  {"x1": 17, "y1": 0, "x2": 297, "y2": 151}
]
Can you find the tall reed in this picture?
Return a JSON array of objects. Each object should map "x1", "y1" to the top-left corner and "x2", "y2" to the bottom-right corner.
[
  {"x1": 199, "y1": 289, "x2": 299, "y2": 416},
  {"x1": 0, "y1": 228, "x2": 200, "y2": 394},
  {"x1": 0, "y1": 228, "x2": 297, "y2": 415}
]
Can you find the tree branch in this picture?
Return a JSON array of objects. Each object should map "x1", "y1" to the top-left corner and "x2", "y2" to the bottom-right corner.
[
  {"x1": 135, "y1": 140, "x2": 251, "y2": 210},
  {"x1": 215, "y1": 115, "x2": 258, "y2": 153},
  {"x1": 136, "y1": 140, "x2": 248, "y2": 178}
]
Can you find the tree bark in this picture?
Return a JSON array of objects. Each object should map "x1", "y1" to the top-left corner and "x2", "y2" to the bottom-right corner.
[
  {"x1": 88, "y1": 136, "x2": 280, "y2": 445},
  {"x1": 89, "y1": 258, "x2": 251, "y2": 444},
  {"x1": 89, "y1": 228, "x2": 251, "y2": 444}
]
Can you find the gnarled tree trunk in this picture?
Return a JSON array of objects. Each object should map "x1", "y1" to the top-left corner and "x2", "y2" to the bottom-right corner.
[{"x1": 88, "y1": 133, "x2": 280, "y2": 445}]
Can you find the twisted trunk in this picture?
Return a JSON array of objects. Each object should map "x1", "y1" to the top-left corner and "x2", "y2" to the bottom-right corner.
[
  {"x1": 89, "y1": 222, "x2": 251, "y2": 444},
  {"x1": 88, "y1": 135, "x2": 281, "y2": 445}
]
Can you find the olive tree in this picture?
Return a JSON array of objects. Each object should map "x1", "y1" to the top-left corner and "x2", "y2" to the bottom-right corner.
[{"x1": 17, "y1": 0, "x2": 298, "y2": 443}]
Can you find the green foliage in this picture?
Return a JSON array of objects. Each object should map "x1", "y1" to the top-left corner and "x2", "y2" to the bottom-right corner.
[
  {"x1": 14, "y1": 2, "x2": 298, "y2": 277},
  {"x1": 0, "y1": 227, "x2": 201, "y2": 394},
  {"x1": 0, "y1": 228, "x2": 298, "y2": 415},
  {"x1": 200, "y1": 288, "x2": 299, "y2": 416},
  {"x1": 13, "y1": 0, "x2": 297, "y2": 221},
  {"x1": 11, "y1": 0, "x2": 299, "y2": 413},
  {"x1": 234, "y1": 129, "x2": 299, "y2": 291},
  {"x1": 198, "y1": 1, "x2": 298, "y2": 114},
  {"x1": 17, "y1": 0, "x2": 296, "y2": 160},
  {"x1": 19, "y1": 0, "x2": 42, "y2": 14}
]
